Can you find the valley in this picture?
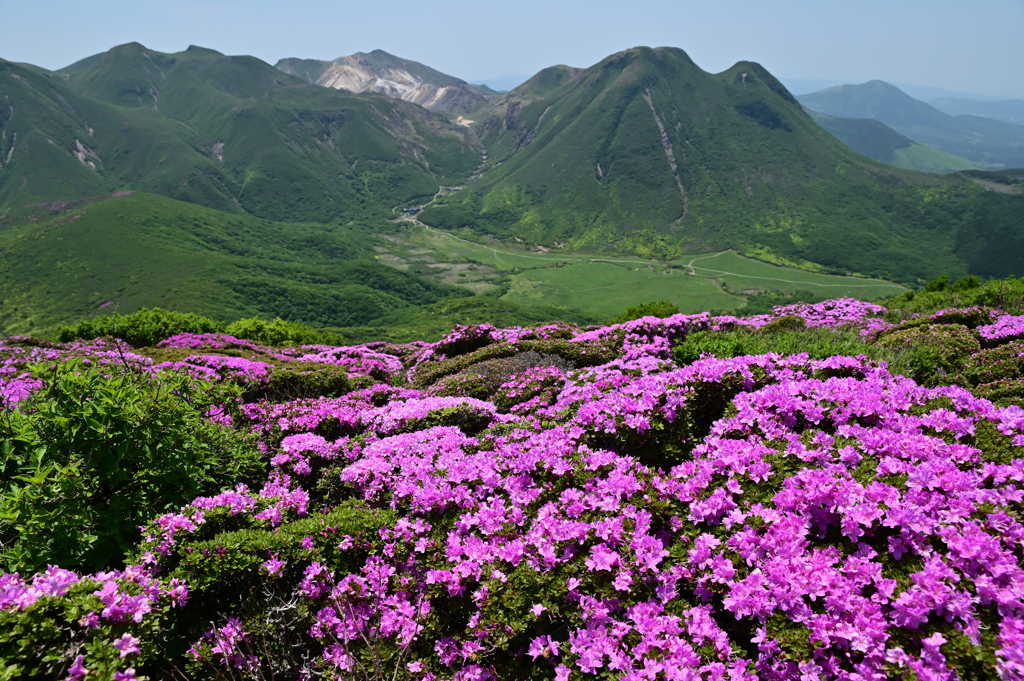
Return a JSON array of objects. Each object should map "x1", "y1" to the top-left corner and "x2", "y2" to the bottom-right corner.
[
  {"x1": 5, "y1": 26, "x2": 1024, "y2": 680},
  {"x1": 376, "y1": 222, "x2": 906, "y2": 318},
  {"x1": 0, "y1": 42, "x2": 1021, "y2": 339}
]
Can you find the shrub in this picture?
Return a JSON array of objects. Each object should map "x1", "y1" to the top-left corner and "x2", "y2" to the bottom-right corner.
[
  {"x1": 55, "y1": 308, "x2": 224, "y2": 347},
  {"x1": 249, "y1": 362, "x2": 353, "y2": 402},
  {"x1": 877, "y1": 323, "x2": 980, "y2": 385},
  {"x1": 0, "y1": 361, "x2": 264, "y2": 573},
  {"x1": 673, "y1": 326, "x2": 872, "y2": 366},
  {"x1": 609, "y1": 300, "x2": 680, "y2": 324},
  {"x1": 225, "y1": 317, "x2": 341, "y2": 347},
  {"x1": 0, "y1": 567, "x2": 183, "y2": 679},
  {"x1": 430, "y1": 351, "x2": 574, "y2": 399},
  {"x1": 957, "y1": 340, "x2": 1024, "y2": 404},
  {"x1": 129, "y1": 502, "x2": 394, "y2": 677},
  {"x1": 756, "y1": 314, "x2": 806, "y2": 334}
]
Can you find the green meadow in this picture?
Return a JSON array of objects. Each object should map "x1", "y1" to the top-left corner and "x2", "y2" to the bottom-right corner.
[{"x1": 393, "y1": 225, "x2": 907, "y2": 317}]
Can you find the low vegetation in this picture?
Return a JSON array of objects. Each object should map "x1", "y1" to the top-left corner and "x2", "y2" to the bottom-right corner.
[{"x1": 3, "y1": 277, "x2": 1024, "y2": 679}]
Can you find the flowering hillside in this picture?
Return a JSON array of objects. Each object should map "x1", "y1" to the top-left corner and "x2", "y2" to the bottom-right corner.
[{"x1": 3, "y1": 296, "x2": 1024, "y2": 680}]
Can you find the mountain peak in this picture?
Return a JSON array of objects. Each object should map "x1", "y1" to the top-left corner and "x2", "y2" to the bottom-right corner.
[
  {"x1": 183, "y1": 45, "x2": 225, "y2": 58},
  {"x1": 276, "y1": 51, "x2": 498, "y2": 115},
  {"x1": 797, "y1": 81, "x2": 1024, "y2": 168}
]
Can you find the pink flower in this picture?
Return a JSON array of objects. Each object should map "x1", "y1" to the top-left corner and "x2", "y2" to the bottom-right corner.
[
  {"x1": 66, "y1": 655, "x2": 87, "y2": 680},
  {"x1": 263, "y1": 553, "x2": 285, "y2": 576},
  {"x1": 113, "y1": 633, "x2": 141, "y2": 658}
]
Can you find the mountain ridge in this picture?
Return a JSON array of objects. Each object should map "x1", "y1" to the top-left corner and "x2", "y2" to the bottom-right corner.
[
  {"x1": 0, "y1": 42, "x2": 481, "y2": 220},
  {"x1": 803, "y1": 108, "x2": 984, "y2": 173},
  {"x1": 2, "y1": 42, "x2": 1023, "y2": 334},
  {"x1": 421, "y1": 46, "x2": 1000, "y2": 282},
  {"x1": 797, "y1": 80, "x2": 1024, "y2": 168}
]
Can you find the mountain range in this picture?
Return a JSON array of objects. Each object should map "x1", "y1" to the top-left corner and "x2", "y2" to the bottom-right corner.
[
  {"x1": 1, "y1": 42, "x2": 1022, "y2": 336},
  {"x1": 0, "y1": 43, "x2": 478, "y2": 221},
  {"x1": 929, "y1": 97, "x2": 1024, "y2": 126},
  {"x1": 797, "y1": 80, "x2": 1024, "y2": 169},
  {"x1": 419, "y1": 47, "x2": 1021, "y2": 280},
  {"x1": 802, "y1": 109, "x2": 984, "y2": 174}
]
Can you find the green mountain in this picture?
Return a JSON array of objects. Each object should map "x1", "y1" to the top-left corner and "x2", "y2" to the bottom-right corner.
[
  {"x1": 3, "y1": 43, "x2": 1024, "y2": 337},
  {"x1": 797, "y1": 81, "x2": 1024, "y2": 169},
  {"x1": 804, "y1": 109, "x2": 984, "y2": 174},
  {"x1": 420, "y1": 47, "x2": 1020, "y2": 283},
  {"x1": 276, "y1": 50, "x2": 498, "y2": 115},
  {"x1": 0, "y1": 43, "x2": 480, "y2": 220}
]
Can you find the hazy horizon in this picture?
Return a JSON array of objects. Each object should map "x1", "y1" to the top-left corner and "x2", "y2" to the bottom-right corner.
[{"x1": 3, "y1": 0, "x2": 1023, "y2": 100}]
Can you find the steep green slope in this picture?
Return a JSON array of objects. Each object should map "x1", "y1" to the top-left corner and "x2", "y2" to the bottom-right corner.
[
  {"x1": 805, "y1": 109, "x2": 984, "y2": 173},
  {"x1": 0, "y1": 192, "x2": 464, "y2": 336},
  {"x1": 422, "y1": 47, "x2": 990, "y2": 283},
  {"x1": 0, "y1": 58, "x2": 114, "y2": 206},
  {"x1": 797, "y1": 81, "x2": 1024, "y2": 168},
  {"x1": 0, "y1": 44, "x2": 480, "y2": 221}
]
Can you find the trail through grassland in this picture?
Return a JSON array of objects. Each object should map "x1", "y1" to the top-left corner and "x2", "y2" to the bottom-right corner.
[{"x1": 386, "y1": 196, "x2": 907, "y2": 317}]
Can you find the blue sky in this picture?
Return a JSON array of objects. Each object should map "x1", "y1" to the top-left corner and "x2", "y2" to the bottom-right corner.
[{"x1": 3, "y1": 0, "x2": 1023, "y2": 98}]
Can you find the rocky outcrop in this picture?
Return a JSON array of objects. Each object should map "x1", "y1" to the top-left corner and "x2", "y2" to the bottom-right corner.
[{"x1": 277, "y1": 51, "x2": 497, "y2": 116}]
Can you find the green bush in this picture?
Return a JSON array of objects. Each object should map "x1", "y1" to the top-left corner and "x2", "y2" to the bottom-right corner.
[
  {"x1": 131, "y1": 502, "x2": 394, "y2": 678},
  {"x1": 673, "y1": 326, "x2": 871, "y2": 366},
  {"x1": 878, "y1": 323, "x2": 980, "y2": 385},
  {"x1": 225, "y1": 317, "x2": 342, "y2": 347},
  {"x1": 883, "y1": 276, "x2": 1024, "y2": 318},
  {"x1": 0, "y1": 575, "x2": 171, "y2": 679},
  {"x1": 756, "y1": 314, "x2": 807, "y2": 334},
  {"x1": 610, "y1": 300, "x2": 680, "y2": 324},
  {"x1": 55, "y1": 308, "x2": 224, "y2": 347},
  {"x1": 249, "y1": 361, "x2": 354, "y2": 402},
  {"x1": 957, "y1": 340, "x2": 1024, "y2": 404},
  {"x1": 0, "y1": 361, "x2": 265, "y2": 573}
]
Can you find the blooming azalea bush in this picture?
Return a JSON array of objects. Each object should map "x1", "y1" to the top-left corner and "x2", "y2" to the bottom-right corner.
[{"x1": 3, "y1": 295, "x2": 1024, "y2": 679}]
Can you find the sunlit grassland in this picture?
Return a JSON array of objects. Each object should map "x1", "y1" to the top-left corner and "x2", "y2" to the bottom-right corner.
[
  {"x1": 399, "y1": 224, "x2": 907, "y2": 317},
  {"x1": 505, "y1": 262, "x2": 743, "y2": 315},
  {"x1": 0, "y1": 193, "x2": 458, "y2": 336},
  {"x1": 674, "y1": 251, "x2": 907, "y2": 298}
]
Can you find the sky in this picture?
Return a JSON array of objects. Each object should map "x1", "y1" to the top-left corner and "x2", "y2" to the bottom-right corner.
[{"x1": 2, "y1": 0, "x2": 1023, "y2": 99}]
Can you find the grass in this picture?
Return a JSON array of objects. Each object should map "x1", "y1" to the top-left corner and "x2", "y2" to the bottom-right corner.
[
  {"x1": 0, "y1": 192, "x2": 463, "y2": 336},
  {"x1": 675, "y1": 251, "x2": 906, "y2": 298},
  {"x1": 891, "y1": 145, "x2": 986, "y2": 174},
  {"x1": 503, "y1": 261, "x2": 742, "y2": 316},
  {"x1": 377, "y1": 224, "x2": 908, "y2": 319}
]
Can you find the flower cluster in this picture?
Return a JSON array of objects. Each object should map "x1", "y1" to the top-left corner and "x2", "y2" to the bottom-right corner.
[
  {"x1": 153, "y1": 354, "x2": 275, "y2": 386},
  {"x1": 0, "y1": 563, "x2": 185, "y2": 678},
  {"x1": 738, "y1": 298, "x2": 888, "y2": 330},
  {"x1": 5, "y1": 297, "x2": 1024, "y2": 680},
  {"x1": 0, "y1": 337, "x2": 152, "y2": 405},
  {"x1": 979, "y1": 314, "x2": 1024, "y2": 344}
]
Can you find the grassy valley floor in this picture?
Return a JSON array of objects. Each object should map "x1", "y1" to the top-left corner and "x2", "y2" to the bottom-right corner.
[{"x1": 375, "y1": 224, "x2": 907, "y2": 318}]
